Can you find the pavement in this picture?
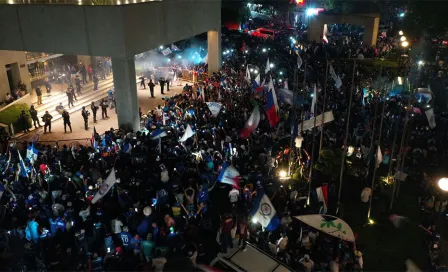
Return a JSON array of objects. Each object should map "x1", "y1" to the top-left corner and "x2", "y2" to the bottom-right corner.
[{"x1": 18, "y1": 79, "x2": 187, "y2": 143}]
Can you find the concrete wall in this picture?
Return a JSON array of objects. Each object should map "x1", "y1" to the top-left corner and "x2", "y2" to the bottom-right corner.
[
  {"x1": 0, "y1": 50, "x2": 31, "y2": 100},
  {"x1": 0, "y1": 0, "x2": 221, "y2": 57}
]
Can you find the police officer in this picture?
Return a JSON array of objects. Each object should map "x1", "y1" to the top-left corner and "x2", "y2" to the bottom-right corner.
[
  {"x1": 62, "y1": 110, "x2": 72, "y2": 133},
  {"x1": 159, "y1": 78, "x2": 166, "y2": 95},
  {"x1": 81, "y1": 107, "x2": 89, "y2": 130},
  {"x1": 42, "y1": 110, "x2": 53, "y2": 134},
  {"x1": 75, "y1": 75, "x2": 82, "y2": 95},
  {"x1": 100, "y1": 99, "x2": 108, "y2": 119},
  {"x1": 29, "y1": 105, "x2": 41, "y2": 128},
  {"x1": 19, "y1": 110, "x2": 30, "y2": 133},
  {"x1": 70, "y1": 85, "x2": 78, "y2": 101},
  {"x1": 66, "y1": 87, "x2": 75, "y2": 108},
  {"x1": 93, "y1": 74, "x2": 99, "y2": 91},
  {"x1": 148, "y1": 79, "x2": 155, "y2": 98},
  {"x1": 91, "y1": 101, "x2": 99, "y2": 123}
]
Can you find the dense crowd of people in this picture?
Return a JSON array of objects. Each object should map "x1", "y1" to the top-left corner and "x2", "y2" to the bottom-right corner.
[{"x1": 0, "y1": 14, "x2": 447, "y2": 272}]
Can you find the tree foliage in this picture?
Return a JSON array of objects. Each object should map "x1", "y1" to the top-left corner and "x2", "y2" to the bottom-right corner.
[{"x1": 403, "y1": 1, "x2": 448, "y2": 37}]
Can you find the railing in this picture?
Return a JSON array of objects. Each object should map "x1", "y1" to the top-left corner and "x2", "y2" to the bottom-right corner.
[{"x1": 8, "y1": 138, "x2": 92, "y2": 152}]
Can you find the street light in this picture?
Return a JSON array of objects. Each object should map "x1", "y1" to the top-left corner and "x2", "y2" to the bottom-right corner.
[
  {"x1": 401, "y1": 41, "x2": 409, "y2": 48},
  {"x1": 398, "y1": 30, "x2": 404, "y2": 36},
  {"x1": 400, "y1": 36, "x2": 407, "y2": 42},
  {"x1": 439, "y1": 178, "x2": 448, "y2": 191}
]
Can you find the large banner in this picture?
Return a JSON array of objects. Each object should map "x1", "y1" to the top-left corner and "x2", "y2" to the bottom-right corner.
[{"x1": 298, "y1": 111, "x2": 334, "y2": 133}]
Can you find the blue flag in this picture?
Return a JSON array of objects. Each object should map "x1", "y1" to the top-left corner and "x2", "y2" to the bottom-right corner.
[{"x1": 17, "y1": 151, "x2": 28, "y2": 178}]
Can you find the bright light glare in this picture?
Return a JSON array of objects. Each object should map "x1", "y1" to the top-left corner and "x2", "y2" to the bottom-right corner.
[
  {"x1": 400, "y1": 36, "x2": 407, "y2": 42},
  {"x1": 269, "y1": 63, "x2": 274, "y2": 68},
  {"x1": 401, "y1": 41, "x2": 409, "y2": 48},
  {"x1": 418, "y1": 60, "x2": 424, "y2": 65},
  {"x1": 439, "y1": 178, "x2": 448, "y2": 191},
  {"x1": 398, "y1": 30, "x2": 404, "y2": 36},
  {"x1": 250, "y1": 68, "x2": 254, "y2": 72},
  {"x1": 397, "y1": 77, "x2": 403, "y2": 85},
  {"x1": 279, "y1": 79, "x2": 283, "y2": 82},
  {"x1": 306, "y1": 8, "x2": 319, "y2": 16},
  {"x1": 262, "y1": 48, "x2": 267, "y2": 52},
  {"x1": 159, "y1": 46, "x2": 163, "y2": 49},
  {"x1": 368, "y1": 218, "x2": 375, "y2": 224},
  {"x1": 245, "y1": 50, "x2": 248, "y2": 53},
  {"x1": 279, "y1": 170, "x2": 287, "y2": 178},
  {"x1": 254, "y1": 70, "x2": 259, "y2": 74},
  {"x1": 252, "y1": 218, "x2": 258, "y2": 224},
  {"x1": 399, "y1": 12, "x2": 405, "y2": 18},
  {"x1": 279, "y1": 71, "x2": 283, "y2": 75},
  {"x1": 177, "y1": 55, "x2": 182, "y2": 59}
]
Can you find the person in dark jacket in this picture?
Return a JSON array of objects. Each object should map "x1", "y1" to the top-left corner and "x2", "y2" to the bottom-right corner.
[
  {"x1": 62, "y1": 110, "x2": 72, "y2": 133},
  {"x1": 81, "y1": 107, "x2": 90, "y2": 130},
  {"x1": 19, "y1": 110, "x2": 30, "y2": 133},
  {"x1": 159, "y1": 78, "x2": 166, "y2": 95},
  {"x1": 148, "y1": 79, "x2": 155, "y2": 98},
  {"x1": 66, "y1": 88, "x2": 75, "y2": 108},
  {"x1": 42, "y1": 111, "x2": 53, "y2": 134},
  {"x1": 101, "y1": 99, "x2": 108, "y2": 119},
  {"x1": 29, "y1": 105, "x2": 41, "y2": 129},
  {"x1": 36, "y1": 86, "x2": 43, "y2": 105},
  {"x1": 91, "y1": 101, "x2": 99, "y2": 123}
]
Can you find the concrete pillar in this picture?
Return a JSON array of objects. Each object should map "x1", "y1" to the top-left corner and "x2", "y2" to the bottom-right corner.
[
  {"x1": 308, "y1": 18, "x2": 325, "y2": 43},
  {"x1": 363, "y1": 17, "x2": 380, "y2": 46},
  {"x1": 111, "y1": 57, "x2": 140, "y2": 132},
  {"x1": 207, "y1": 29, "x2": 221, "y2": 75}
]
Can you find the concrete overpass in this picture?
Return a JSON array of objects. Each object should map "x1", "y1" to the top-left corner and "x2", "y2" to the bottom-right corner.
[{"x1": 0, "y1": 0, "x2": 222, "y2": 131}]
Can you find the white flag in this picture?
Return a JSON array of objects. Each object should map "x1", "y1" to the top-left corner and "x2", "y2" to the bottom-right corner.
[
  {"x1": 255, "y1": 73, "x2": 260, "y2": 85},
  {"x1": 311, "y1": 84, "x2": 317, "y2": 114},
  {"x1": 161, "y1": 48, "x2": 172, "y2": 56},
  {"x1": 180, "y1": 124, "x2": 195, "y2": 142},
  {"x1": 284, "y1": 80, "x2": 289, "y2": 90},
  {"x1": 206, "y1": 102, "x2": 222, "y2": 117},
  {"x1": 265, "y1": 58, "x2": 270, "y2": 74},
  {"x1": 91, "y1": 168, "x2": 117, "y2": 204},
  {"x1": 203, "y1": 53, "x2": 208, "y2": 64},
  {"x1": 297, "y1": 53, "x2": 303, "y2": 69},
  {"x1": 297, "y1": 111, "x2": 335, "y2": 133},
  {"x1": 245, "y1": 67, "x2": 251, "y2": 83},
  {"x1": 375, "y1": 146, "x2": 383, "y2": 168},
  {"x1": 425, "y1": 108, "x2": 436, "y2": 129},
  {"x1": 329, "y1": 65, "x2": 342, "y2": 89}
]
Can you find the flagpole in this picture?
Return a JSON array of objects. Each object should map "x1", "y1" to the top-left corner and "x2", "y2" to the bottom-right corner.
[
  {"x1": 388, "y1": 115, "x2": 400, "y2": 211},
  {"x1": 337, "y1": 59, "x2": 356, "y2": 211},
  {"x1": 318, "y1": 60, "x2": 329, "y2": 159},
  {"x1": 288, "y1": 66, "x2": 298, "y2": 176},
  {"x1": 367, "y1": 91, "x2": 386, "y2": 220},
  {"x1": 396, "y1": 80, "x2": 412, "y2": 198},
  {"x1": 307, "y1": 79, "x2": 318, "y2": 205}
]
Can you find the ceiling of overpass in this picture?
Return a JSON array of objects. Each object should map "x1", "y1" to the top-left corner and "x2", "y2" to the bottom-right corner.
[{"x1": 0, "y1": 0, "x2": 159, "y2": 5}]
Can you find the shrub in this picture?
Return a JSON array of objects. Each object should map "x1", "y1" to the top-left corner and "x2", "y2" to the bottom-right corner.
[{"x1": 0, "y1": 103, "x2": 32, "y2": 134}]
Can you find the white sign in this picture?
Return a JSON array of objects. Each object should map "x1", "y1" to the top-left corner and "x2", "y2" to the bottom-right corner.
[
  {"x1": 206, "y1": 102, "x2": 222, "y2": 117},
  {"x1": 297, "y1": 111, "x2": 335, "y2": 133}
]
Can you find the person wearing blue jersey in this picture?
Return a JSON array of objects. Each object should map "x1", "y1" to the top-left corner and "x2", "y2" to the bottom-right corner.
[{"x1": 119, "y1": 226, "x2": 133, "y2": 250}]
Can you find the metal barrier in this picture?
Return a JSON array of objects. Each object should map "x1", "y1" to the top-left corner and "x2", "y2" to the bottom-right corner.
[{"x1": 8, "y1": 138, "x2": 91, "y2": 151}]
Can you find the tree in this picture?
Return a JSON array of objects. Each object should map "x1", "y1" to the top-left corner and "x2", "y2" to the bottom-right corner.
[{"x1": 403, "y1": 1, "x2": 448, "y2": 37}]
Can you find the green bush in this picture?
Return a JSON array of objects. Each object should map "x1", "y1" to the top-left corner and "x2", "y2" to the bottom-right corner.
[{"x1": 0, "y1": 103, "x2": 32, "y2": 134}]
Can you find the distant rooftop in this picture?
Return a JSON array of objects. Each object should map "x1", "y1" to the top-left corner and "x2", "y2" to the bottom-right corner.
[{"x1": 0, "y1": 0, "x2": 160, "y2": 5}]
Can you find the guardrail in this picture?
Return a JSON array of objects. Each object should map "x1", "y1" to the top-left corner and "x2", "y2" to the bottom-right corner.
[{"x1": 8, "y1": 138, "x2": 92, "y2": 152}]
